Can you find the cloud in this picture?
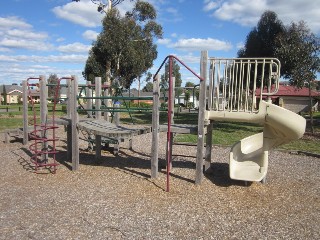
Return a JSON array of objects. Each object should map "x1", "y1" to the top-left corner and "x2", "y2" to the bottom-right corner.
[
  {"x1": 52, "y1": 0, "x2": 135, "y2": 28},
  {"x1": 204, "y1": 0, "x2": 320, "y2": 33},
  {"x1": 0, "y1": 17, "x2": 52, "y2": 51},
  {"x1": 0, "y1": 54, "x2": 87, "y2": 63},
  {"x1": 82, "y1": 30, "x2": 99, "y2": 41},
  {"x1": 0, "y1": 38, "x2": 53, "y2": 51},
  {"x1": 203, "y1": 1, "x2": 219, "y2": 12},
  {"x1": 0, "y1": 16, "x2": 32, "y2": 30},
  {"x1": 6, "y1": 29, "x2": 48, "y2": 40},
  {"x1": 157, "y1": 38, "x2": 171, "y2": 45},
  {"x1": 52, "y1": 1, "x2": 103, "y2": 27},
  {"x1": 57, "y1": 42, "x2": 91, "y2": 53},
  {"x1": 170, "y1": 38, "x2": 232, "y2": 51}
]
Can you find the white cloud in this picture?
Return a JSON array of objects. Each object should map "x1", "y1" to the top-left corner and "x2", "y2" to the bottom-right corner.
[
  {"x1": 0, "y1": 16, "x2": 32, "y2": 30},
  {"x1": 82, "y1": 30, "x2": 99, "y2": 41},
  {"x1": 52, "y1": 1, "x2": 103, "y2": 27},
  {"x1": 57, "y1": 42, "x2": 91, "y2": 53},
  {"x1": 236, "y1": 41, "x2": 244, "y2": 49},
  {"x1": 0, "y1": 17, "x2": 52, "y2": 51},
  {"x1": 0, "y1": 54, "x2": 87, "y2": 63},
  {"x1": 170, "y1": 38, "x2": 232, "y2": 51},
  {"x1": 0, "y1": 38, "x2": 53, "y2": 51},
  {"x1": 56, "y1": 37, "x2": 65, "y2": 42},
  {"x1": 203, "y1": 1, "x2": 219, "y2": 12},
  {"x1": 204, "y1": 0, "x2": 320, "y2": 33},
  {"x1": 52, "y1": 0, "x2": 135, "y2": 28},
  {"x1": 157, "y1": 38, "x2": 171, "y2": 45},
  {"x1": 6, "y1": 29, "x2": 48, "y2": 40}
]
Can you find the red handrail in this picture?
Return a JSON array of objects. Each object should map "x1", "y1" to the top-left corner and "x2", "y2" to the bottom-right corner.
[{"x1": 153, "y1": 55, "x2": 204, "y2": 192}]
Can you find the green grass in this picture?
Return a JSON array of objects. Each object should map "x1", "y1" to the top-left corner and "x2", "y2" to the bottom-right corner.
[{"x1": 0, "y1": 105, "x2": 319, "y2": 154}]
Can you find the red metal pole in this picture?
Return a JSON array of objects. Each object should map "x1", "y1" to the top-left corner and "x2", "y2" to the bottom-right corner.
[{"x1": 166, "y1": 56, "x2": 173, "y2": 192}]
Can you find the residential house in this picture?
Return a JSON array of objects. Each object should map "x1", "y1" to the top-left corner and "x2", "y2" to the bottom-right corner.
[
  {"x1": 256, "y1": 83, "x2": 320, "y2": 113},
  {"x1": 0, "y1": 84, "x2": 23, "y2": 104}
]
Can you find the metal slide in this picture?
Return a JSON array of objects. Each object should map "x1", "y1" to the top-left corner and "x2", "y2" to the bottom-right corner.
[{"x1": 228, "y1": 100, "x2": 306, "y2": 182}]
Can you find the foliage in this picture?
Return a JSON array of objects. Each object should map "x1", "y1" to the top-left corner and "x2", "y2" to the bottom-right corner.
[
  {"x1": 237, "y1": 11, "x2": 285, "y2": 88},
  {"x1": 83, "y1": 1, "x2": 163, "y2": 88},
  {"x1": 275, "y1": 21, "x2": 320, "y2": 134},
  {"x1": 47, "y1": 74, "x2": 60, "y2": 101},
  {"x1": 275, "y1": 21, "x2": 320, "y2": 88},
  {"x1": 160, "y1": 60, "x2": 182, "y2": 99},
  {"x1": 142, "y1": 82, "x2": 153, "y2": 92},
  {"x1": 185, "y1": 81, "x2": 195, "y2": 87},
  {"x1": 238, "y1": 11, "x2": 285, "y2": 59}
]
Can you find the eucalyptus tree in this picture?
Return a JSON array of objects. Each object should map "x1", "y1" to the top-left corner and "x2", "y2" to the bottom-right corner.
[
  {"x1": 160, "y1": 60, "x2": 183, "y2": 101},
  {"x1": 82, "y1": 0, "x2": 163, "y2": 88},
  {"x1": 276, "y1": 21, "x2": 320, "y2": 133},
  {"x1": 237, "y1": 11, "x2": 285, "y2": 88}
]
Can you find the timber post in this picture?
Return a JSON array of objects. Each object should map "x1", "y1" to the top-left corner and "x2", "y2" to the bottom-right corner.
[
  {"x1": 22, "y1": 80, "x2": 28, "y2": 145},
  {"x1": 151, "y1": 74, "x2": 160, "y2": 178},
  {"x1": 195, "y1": 51, "x2": 208, "y2": 184},
  {"x1": 71, "y1": 75, "x2": 79, "y2": 171}
]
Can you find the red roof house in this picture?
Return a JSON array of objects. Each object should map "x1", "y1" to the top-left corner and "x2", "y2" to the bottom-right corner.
[{"x1": 256, "y1": 83, "x2": 320, "y2": 113}]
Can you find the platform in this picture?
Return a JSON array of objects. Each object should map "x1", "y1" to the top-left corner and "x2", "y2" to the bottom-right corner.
[{"x1": 77, "y1": 120, "x2": 151, "y2": 138}]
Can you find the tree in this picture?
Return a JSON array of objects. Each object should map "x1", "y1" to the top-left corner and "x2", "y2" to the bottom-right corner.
[
  {"x1": 276, "y1": 21, "x2": 320, "y2": 133},
  {"x1": 238, "y1": 11, "x2": 285, "y2": 58},
  {"x1": 185, "y1": 81, "x2": 195, "y2": 88},
  {"x1": 185, "y1": 81, "x2": 198, "y2": 108},
  {"x1": 83, "y1": 1, "x2": 163, "y2": 88},
  {"x1": 160, "y1": 60, "x2": 182, "y2": 100},
  {"x1": 238, "y1": 11, "x2": 285, "y2": 88},
  {"x1": 142, "y1": 82, "x2": 153, "y2": 92},
  {"x1": 47, "y1": 74, "x2": 60, "y2": 102},
  {"x1": 72, "y1": 0, "x2": 133, "y2": 13}
]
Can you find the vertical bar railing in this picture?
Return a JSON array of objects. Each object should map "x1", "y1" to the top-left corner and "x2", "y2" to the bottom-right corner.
[{"x1": 208, "y1": 58, "x2": 280, "y2": 113}]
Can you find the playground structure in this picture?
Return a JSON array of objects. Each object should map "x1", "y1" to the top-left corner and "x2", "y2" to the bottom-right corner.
[{"x1": 16, "y1": 50, "x2": 306, "y2": 189}]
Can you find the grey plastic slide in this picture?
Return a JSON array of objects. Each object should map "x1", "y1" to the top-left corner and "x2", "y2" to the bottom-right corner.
[{"x1": 207, "y1": 100, "x2": 306, "y2": 182}]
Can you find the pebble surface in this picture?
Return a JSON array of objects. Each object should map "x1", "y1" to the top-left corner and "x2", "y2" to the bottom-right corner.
[{"x1": 0, "y1": 126, "x2": 319, "y2": 239}]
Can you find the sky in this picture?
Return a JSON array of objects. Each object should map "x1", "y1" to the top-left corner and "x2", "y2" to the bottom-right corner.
[{"x1": 0, "y1": 0, "x2": 319, "y2": 89}]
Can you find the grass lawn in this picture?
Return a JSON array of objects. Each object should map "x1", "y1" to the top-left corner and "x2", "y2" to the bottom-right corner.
[{"x1": 0, "y1": 105, "x2": 319, "y2": 154}]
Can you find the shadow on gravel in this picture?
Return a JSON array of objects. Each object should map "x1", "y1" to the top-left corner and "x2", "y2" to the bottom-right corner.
[{"x1": 205, "y1": 163, "x2": 248, "y2": 187}]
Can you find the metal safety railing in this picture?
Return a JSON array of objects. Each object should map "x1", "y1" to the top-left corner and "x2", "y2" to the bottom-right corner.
[{"x1": 208, "y1": 58, "x2": 281, "y2": 113}]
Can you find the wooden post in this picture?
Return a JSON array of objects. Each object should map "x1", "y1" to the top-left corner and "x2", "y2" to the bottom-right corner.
[
  {"x1": 66, "y1": 78, "x2": 72, "y2": 161},
  {"x1": 205, "y1": 120, "x2": 213, "y2": 171},
  {"x1": 95, "y1": 77, "x2": 101, "y2": 120},
  {"x1": 71, "y1": 75, "x2": 79, "y2": 171},
  {"x1": 104, "y1": 87, "x2": 112, "y2": 122},
  {"x1": 195, "y1": 51, "x2": 208, "y2": 184},
  {"x1": 40, "y1": 75, "x2": 48, "y2": 161},
  {"x1": 95, "y1": 135, "x2": 102, "y2": 161},
  {"x1": 66, "y1": 78, "x2": 72, "y2": 119},
  {"x1": 40, "y1": 75, "x2": 48, "y2": 125},
  {"x1": 114, "y1": 102, "x2": 120, "y2": 126},
  {"x1": 22, "y1": 80, "x2": 28, "y2": 145},
  {"x1": 114, "y1": 102, "x2": 120, "y2": 153},
  {"x1": 151, "y1": 75, "x2": 160, "y2": 178},
  {"x1": 86, "y1": 81, "x2": 93, "y2": 118}
]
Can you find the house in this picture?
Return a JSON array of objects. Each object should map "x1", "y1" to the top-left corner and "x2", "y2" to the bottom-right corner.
[
  {"x1": 122, "y1": 88, "x2": 154, "y2": 105},
  {"x1": 0, "y1": 84, "x2": 23, "y2": 104},
  {"x1": 256, "y1": 83, "x2": 320, "y2": 113}
]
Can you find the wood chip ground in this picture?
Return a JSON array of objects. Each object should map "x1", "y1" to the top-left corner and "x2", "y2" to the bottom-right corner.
[{"x1": 0, "y1": 126, "x2": 319, "y2": 239}]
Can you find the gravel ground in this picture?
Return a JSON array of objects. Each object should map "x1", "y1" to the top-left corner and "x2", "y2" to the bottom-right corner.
[{"x1": 0, "y1": 126, "x2": 319, "y2": 239}]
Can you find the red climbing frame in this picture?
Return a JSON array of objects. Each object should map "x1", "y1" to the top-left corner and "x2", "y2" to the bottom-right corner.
[{"x1": 27, "y1": 77, "x2": 62, "y2": 173}]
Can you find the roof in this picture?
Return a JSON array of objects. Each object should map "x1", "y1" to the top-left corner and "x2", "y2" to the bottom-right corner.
[
  {"x1": 0, "y1": 85, "x2": 23, "y2": 94},
  {"x1": 256, "y1": 84, "x2": 320, "y2": 97}
]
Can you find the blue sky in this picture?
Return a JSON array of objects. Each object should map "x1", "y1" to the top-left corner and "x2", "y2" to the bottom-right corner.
[{"x1": 0, "y1": 0, "x2": 319, "y2": 88}]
